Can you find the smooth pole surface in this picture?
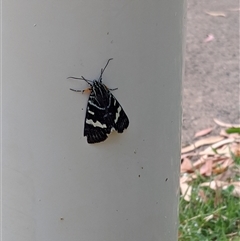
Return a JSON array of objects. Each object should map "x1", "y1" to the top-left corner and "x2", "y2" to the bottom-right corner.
[{"x1": 2, "y1": 0, "x2": 184, "y2": 240}]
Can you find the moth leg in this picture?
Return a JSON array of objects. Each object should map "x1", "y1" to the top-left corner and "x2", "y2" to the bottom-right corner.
[
  {"x1": 67, "y1": 76, "x2": 93, "y2": 85},
  {"x1": 108, "y1": 87, "x2": 118, "y2": 91},
  {"x1": 70, "y1": 88, "x2": 92, "y2": 94},
  {"x1": 103, "y1": 84, "x2": 118, "y2": 91},
  {"x1": 80, "y1": 76, "x2": 92, "y2": 83},
  {"x1": 70, "y1": 88, "x2": 82, "y2": 92}
]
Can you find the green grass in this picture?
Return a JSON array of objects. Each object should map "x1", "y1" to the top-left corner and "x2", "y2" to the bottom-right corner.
[
  {"x1": 226, "y1": 127, "x2": 240, "y2": 134},
  {"x1": 179, "y1": 159, "x2": 240, "y2": 240}
]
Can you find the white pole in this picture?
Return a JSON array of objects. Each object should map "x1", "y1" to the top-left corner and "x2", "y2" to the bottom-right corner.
[{"x1": 2, "y1": 0, "x2": 185, "y2": 240}]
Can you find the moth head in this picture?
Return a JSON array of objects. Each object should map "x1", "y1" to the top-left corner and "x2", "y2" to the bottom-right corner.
[{"x1": 92, "y1": 79, "x2": 103, "y2": 88}]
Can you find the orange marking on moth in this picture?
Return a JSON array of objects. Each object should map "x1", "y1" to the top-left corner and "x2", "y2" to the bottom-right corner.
[{"x1": 82, "y1": 88, "x2": 92, "y2": 94}]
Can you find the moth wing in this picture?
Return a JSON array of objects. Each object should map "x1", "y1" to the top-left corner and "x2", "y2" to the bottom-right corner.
[
  {"x1": 84, "y1": 91, "x2": 129, "y2": 144},
  {"x1": 83, "y1": 96, "x2": 110, "y2": 144},
  {"x1": 110, "y1": 94, "x2": 129, "y2": 133}
]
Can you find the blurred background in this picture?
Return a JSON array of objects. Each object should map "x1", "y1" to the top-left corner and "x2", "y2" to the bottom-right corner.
[
  {"x1": 179, "y1": 1, "x2": 240, "y2": 240},
  {"x1": 182, "y1": 0, "x2": 239, "y2": 146}
]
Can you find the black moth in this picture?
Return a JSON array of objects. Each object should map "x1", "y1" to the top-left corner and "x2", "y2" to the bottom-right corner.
[{"x1": 68, "y1": 58, "x2": 129, "y2": 144}]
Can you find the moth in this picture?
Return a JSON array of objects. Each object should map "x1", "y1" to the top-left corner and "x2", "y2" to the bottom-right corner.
[{"x1": 68, "y1": 58, "x2": 129, "y2": 144}]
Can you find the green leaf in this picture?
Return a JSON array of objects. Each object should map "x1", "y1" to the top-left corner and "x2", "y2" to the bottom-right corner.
[{"x1": 226, "y1": 127, "x2": 240, "y2": 134}]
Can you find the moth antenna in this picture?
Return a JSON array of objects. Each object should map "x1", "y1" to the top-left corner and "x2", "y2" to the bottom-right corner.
[{"x1": 98, "y1": 58, "x2": 113, "y2": 82}]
